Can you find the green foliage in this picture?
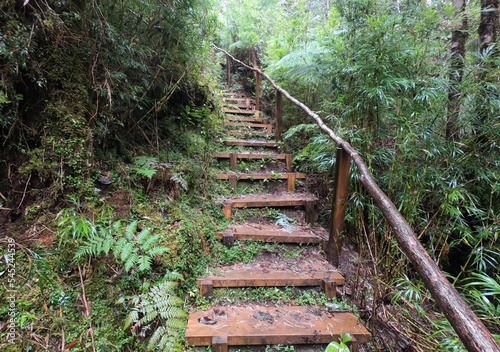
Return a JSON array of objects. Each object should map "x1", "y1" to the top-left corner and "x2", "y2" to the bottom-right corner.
[
  {"x1": 75, "y1": 220, "x2": 169, "y2": 274},
  {"x1": 132, "y1": 156, "x2": 161, "y2": 180},
  {"x1": 325, "y1": 333, "x2": 352, "y2": 352},
  {"x1": 124, "y1": 273, "x2": 187, "y2": 352}
]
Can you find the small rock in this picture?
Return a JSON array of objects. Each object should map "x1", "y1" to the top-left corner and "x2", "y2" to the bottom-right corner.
[{"x1": 198, "y1": 316, "x2": 217, "y2": 325}]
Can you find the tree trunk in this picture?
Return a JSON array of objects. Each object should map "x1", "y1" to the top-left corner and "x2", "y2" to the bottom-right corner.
[
  {"x1": 446, "y1": 0, "x2": 468, "y2": 140},
  {"x1": 478, "y1": 0, "x2": 499, "y2": 54}
]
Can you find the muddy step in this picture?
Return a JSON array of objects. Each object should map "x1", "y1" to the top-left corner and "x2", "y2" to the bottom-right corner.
[
  {"x1": 223, "y1": 139, "x2": 277, "y2": 148},
  {"x1": 223, "y1": 108, "x2": 257, "y2": 115},
  {"x1": 220, "y1": 193, "x2": 318, "y2": 223},
  {"x1": 223, "y1": 97, "x2": 255, "y2": 105},
  {"x1": 197, "y1": 263, "x2": 343, "y2": 298},
  {"x1": 222, "y1": 102, "x2": 255, "y2": 109},
  {"x1": 227, "y1": 130, "x2": 274, "y2": 137},
  {"x1": 224, "y1": 121, "x2": 273, "y2": 133},
  {"x1": 222, "y1": 92, "x2": 247, "y2": 99},
  {"x1": 225, "y1": 115, "x2": 269, "y2": 124},
  {"x1": 216, "y1": 223, "x2": 327, "y2": 246},
  {"x1": 217, "y1": 172, "x2": 306, "y2": 191},
  {"x1": 214, "y1": 152, "x2": 293, "y2": 171},
  {"x1": 185, "y1": 305, "x2": 370, "y2": 350}
]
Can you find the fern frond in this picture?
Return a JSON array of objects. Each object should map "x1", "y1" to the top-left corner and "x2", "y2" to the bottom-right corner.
[
  {"x1": 171, "y1": 173, "x2": 188, "y2": 191},
  {"x1": 147, "y1": 326, "x2": 166, "y2": 349},
  {"x1": 138, "y1": 255, "x2": 152, "y2": 272},
  {"x1": 125, "y1": 309, "x2": 139, "y2": 328},
  {"x1": 125, "y1": 220, "x2": 138, "y2": 239},
  {"x1": 163, "y1": 318, "x2": 187, "y2": 330},
  {"x1": 124, "y1": 252, "x2": 139, "y2": 272},
  {"x1": 119, "y1": 241, "x2": 135, "y2": 262},
  {"x1": 147, "y1": 246, "x2": 169, "y2": 257},
  {"x1": 137, "y1": 228, "x2": 153, "y2": 245},
  {"x1": 164, "y1": 271, "x2": 184, "y2": 282}
]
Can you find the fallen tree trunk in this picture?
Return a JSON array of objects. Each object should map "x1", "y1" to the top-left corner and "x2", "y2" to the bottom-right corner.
[{"x1": 214, "y1": 45, "x2": 500, "y2": 352}]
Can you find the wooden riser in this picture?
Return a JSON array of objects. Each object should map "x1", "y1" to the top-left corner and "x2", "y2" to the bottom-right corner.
[
  {"x1": 216, "y1": 224, "x2": 327, "y2": 245},
  {"x1": 217, "y1": 172, "x2": 306, "y2": 191},
  {"x1": 225, "y1": 116, "x2": 269, "y2": 124},
  {"x1": 185, "y1": 305, "x2": 370, "y2": 350},
  {"x1": 226, "y1": 130, "x2": 274, "y2": 137},
  {"x1": 214, "y1": 152, "x2": 293, "y2": 171},
  {"x1": 223, "y1": 97, "x2": 255, "y2": 104},
  {"x1": 223, "y1": 103, "x2": 255, "y2": 110},
  {"x1": 223, "y1": 139, "x2": 277, "y2": 148},
  {"x1": 197, "y1": 267, "x2": 343, "y2": 298},
  {"x1": 224, "y1": 122, "x2": 273, "y2": 133},
  {"x1": 223, "y1": 108, "x2": 256, "y2": 115},
  {"x1": 221, "y1": 193, "x2": 318, "y2": 223}
]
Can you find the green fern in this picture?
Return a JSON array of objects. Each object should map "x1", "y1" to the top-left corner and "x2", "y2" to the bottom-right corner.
[
  {"x1": 74, "y1": 220, "x2": 169, "y2": 274},
  {"x1": 125, "y1": 275, "x2": 187, "y2": 352},
  {"x1": 132, "y1": 156, "x2": 159, "y2": 180}
]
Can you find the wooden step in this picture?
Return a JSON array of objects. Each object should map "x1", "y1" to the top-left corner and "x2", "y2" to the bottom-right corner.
[
  {"x1": 216, "y1": 224, "x2": 327, "y2": 246},
  {"x1": 220, "y1": 193, "x2": 318, "y2": 223},
  {"x1": 197, "y1": 263, "x2": 343, "y2": 298},
  {"x1": 223, "y1": 97, "x2": 255, "y2": 104},
  {"x1": 185, "y1": 305, "x2": 370, "y2": 350},
  {"x1": 223, "y1": 108, "x2": 256, "y2": 115},
  {"x1": 224, "y1": 121, "x2": 273, "y2": 133},
  {"x1": 223, "y1": 102, "x2": 255, "y2": 109},
  {"x1": 227, "y1": 130, "x2": 274, "y2": 137},
  {"x1": 225, "y1": 116, "x2": 269, "y2": 124},
  {"x1": 214, "y1": 152, "x2": 293, "y2": 171},
  {"x1": 222, "y1": 92, "x2": 247, "y2": 99},
  {"x1": 217, "y1": 172, "x2": 306, "y2": 191},
  {"x1": 223, "y1": 139, "x2": 277, "y2": 148}
]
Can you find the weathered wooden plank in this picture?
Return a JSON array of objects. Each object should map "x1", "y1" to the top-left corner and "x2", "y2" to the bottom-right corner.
[
  {"x1": 225, "y1": 116, "x2": 269, "y2": 124},
  {"x1": 224, "y1": 122, "x2": 273, "y2": 133},
  {"x1": 223, "y1": 139, "x2": 277, "y2": 147},
  {"x1": 223, "y1": 108, "x2": 256, "y2": 115},
  {"x1": 217, "y1": 172, "x2": 306, "y2": 180},
  {"x1": 216, "y1": 223, "x2": 327, "y2": 244},
  {"x1": 226, "y1": 130, "x2": 274, "y2": 137},
  {"x1": 197, "y1": 269, "x2": 344, "y2": 289},
  {"x1": 215, "y1": 152, "x2": 288, "y2": 158},
  {"x1": 186, "y1": 305, "x2": 371, "y2": 347}
]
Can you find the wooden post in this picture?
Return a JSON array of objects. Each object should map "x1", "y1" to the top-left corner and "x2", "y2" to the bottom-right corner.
[
  {"x1": 228, "y1": 174, "x2": 237, "y2": 190},
  {"x1": 285, "y1": 154, "x2": 292, "y2": 172},
  {"x1": 275, "y1": 90, "x2": 283, "y2": 141},
  {"x1": 255, "y1": 71, "x2": 261, "y2": 111},
  {"x1": 223, "y1": 232, "x2": 234, "y2": 247},
  {"x1": 230, "y1": 153, "x2": 237, "y2": 170},
  {"x1": 199, "y1": 279, "x2": 213, "y2": 298},
  {"x1": 226, "y1": 55, "x2": 232, "y2": 88},
  {"x1": 287, "y1": 173, "x2": 296, "y2": 192},
  {"x1": 327, "y1": 147, "x2": 351, "y2": 266},
  {"x1": 212, "y1": 336, "x2": 228, "y2": 352},
  {"x1": 322, "y1": 278, "x2": 337, "y2": 298}
]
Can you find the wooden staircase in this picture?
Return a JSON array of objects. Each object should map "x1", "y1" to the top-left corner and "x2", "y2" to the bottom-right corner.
[{"x1": 185, "y1": 90, "x2": 370, "y2": 351}]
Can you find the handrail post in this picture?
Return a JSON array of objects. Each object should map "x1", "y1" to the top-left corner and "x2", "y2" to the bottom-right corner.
[
  {"x1": 226, "y1": 54, "x2": 232, "y2": 88},
  {"x1": 275, "y1": 89, "x2": 282, "y2": 140},
  {"x1": 255, "y1": 71, "x2": 261, "y2": 111},
  {"x1": 327, "y1": 147, "x2": 351, "y2": 266}
]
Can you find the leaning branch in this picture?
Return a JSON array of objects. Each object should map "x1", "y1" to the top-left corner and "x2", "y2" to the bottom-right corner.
[{"x1": 214, "y1": 45, "x2": 500, "y2": 352}]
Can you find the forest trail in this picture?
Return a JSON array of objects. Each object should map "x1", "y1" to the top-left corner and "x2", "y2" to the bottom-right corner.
[{"x1": 184, "y1": 89, "x2": 371, "y2": 350}]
